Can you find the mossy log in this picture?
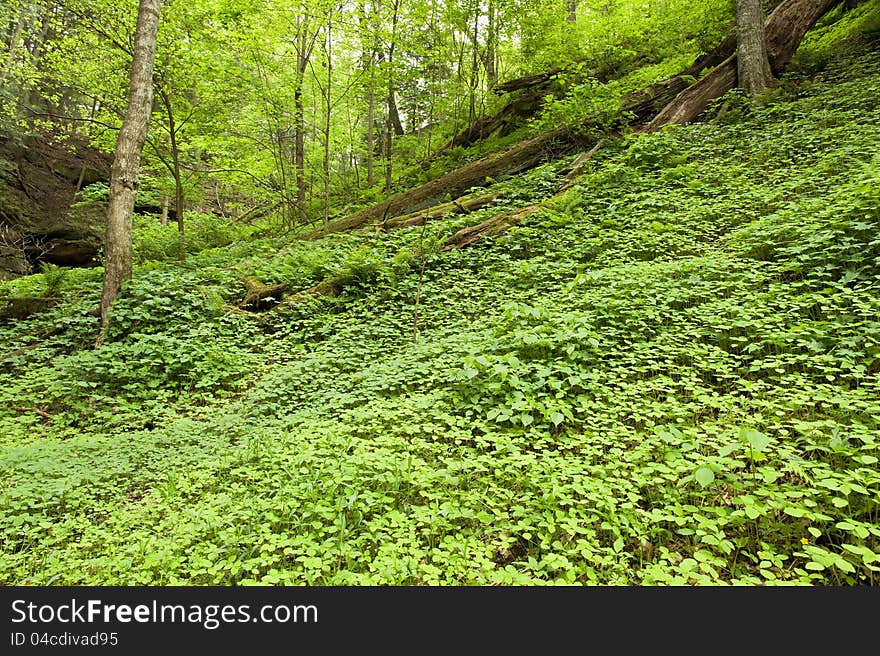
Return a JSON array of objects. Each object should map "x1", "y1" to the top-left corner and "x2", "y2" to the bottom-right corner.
[
  {"x1": 286, "y1": 276, "x2": 344, "y2": 303},
  {"x1": 383, "y1": 191, "x2": 502, "y2": 230},
  {"x1": 240, "y1": 277, "x2": 291, "y2": 310},
  {"x1": 301, "y1": 128, "x2": 576, "y2": 240},
  {"x1": 301, "y1": 76, "x2": 685, "y2": 242},
  {"x1": 442, "y1": 205, "x2": 545, "y2": 250},
  {"x1": 0, "y1": 297, "x2": 60, "y2": 321}
]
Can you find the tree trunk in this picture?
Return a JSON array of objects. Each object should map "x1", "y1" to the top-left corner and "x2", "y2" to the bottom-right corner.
[
  {"x1": 383, "y1": 0, "x2": 402, "y2": 193},
  {"x1": 99, "y1": 0, "x2": 161, "y2": 334},
  {"x1": 366, "y1": 83, "x2": 375, "y2": 187},
  {"x1": 648, "y1": 0, "x2": 841, "y2": 130},
  {"x1": 295, "y1": 74, "x2": 307, "y2": 225},
  {"x1": 468, "y1": 3, "x2": 480, "y2": 126},
  {"x1": 322, "y1": 16, "x2": 333, "y2": 225},
  {"x1": 567, "y1": 0, "x2": 578, "y2": 22},
  {"x1": 294, "y1": 8, "x2": 313, "y2": 227},
  {"x1": 160, "y1": 91, "x2": 186, "y2": 257},
  {"x1": 0, "y1": 16, "x2": 25, "y2": 82},
  {"x1": 737, "y1": 0, "x2": 774, "y2": 95},
  {"x1": 485, "y1": 0, "x2": 497, "y2": 88},
  {"x1": 160, "y1": 195, "x2": 169, "y2": 225}
]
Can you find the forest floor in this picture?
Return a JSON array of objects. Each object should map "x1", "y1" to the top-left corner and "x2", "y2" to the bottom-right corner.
[{"x1": 0, "y1": 42, "x2": 878, "y2": 585}]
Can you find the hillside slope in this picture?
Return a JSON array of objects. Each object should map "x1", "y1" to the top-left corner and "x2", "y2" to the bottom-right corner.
[{"x1": 0, "y1": 39, "x2": 878, "y2": 584}]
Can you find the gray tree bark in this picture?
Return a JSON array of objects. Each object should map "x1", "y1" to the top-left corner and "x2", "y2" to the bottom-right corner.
[
  {"x1": 737, "y1": 0, "x2": 774, "y2": 95},
  {"x1": 99, "y1": 0, "x2": 162, "y2": 334}
]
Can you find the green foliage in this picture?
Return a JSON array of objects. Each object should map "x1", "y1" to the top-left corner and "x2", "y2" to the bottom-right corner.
[
  {"x1": 1, "y1": 37, "x2": 879, "y2": 587},
  {"x1": 133, "y1": 213, "x2": 259, "y2": 263}
]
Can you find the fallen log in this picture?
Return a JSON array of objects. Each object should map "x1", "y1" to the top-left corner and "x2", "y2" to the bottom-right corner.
[
  {"x1": 240, "y1": 277, "x2": 290, "y2": 311},
  {"x1": 302, "y1": 128, "x2": 576, "y2": 240},
  {"x1": 557, "y1": 140, "x2": 606, "y2": 193},
  {"x1": 493, "y1": 68, "x2": 563, "y2": 95},
  {"x1": 285, "y1": 276, "x2": 344, "y2": 303},
  {"x1": 444, "y1": 142, "x2": 605, "y2": 249},
  {"x1": 0, "y1": 296, "x2": 60, "y2": 321},
  {"x1": 236, "y1": 275, "x2": 345, "y2": 313},
  {"x1": 644, "y1": 57, "x2": 738, "y2": 131},
  {"x1": 302, "y1": 77, "x2": 687, "y2": 240},
  {"x1": 443, "y1": 205, "x2": 545, "y2": 250},
  {"x1": 433, "y1": 70, "x2": 565, "y2": 155},
  {"x1": 383, "y1": 190, "x2": 502, "y2": 230}
]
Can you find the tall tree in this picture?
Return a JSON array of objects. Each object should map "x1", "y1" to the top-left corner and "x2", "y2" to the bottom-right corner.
[
  {"x1": 98, "y1": 0, "x2": 161, "y2": 334},
  {"x1": 736, "y1": 0, "x2": 773, "y2": 95}
]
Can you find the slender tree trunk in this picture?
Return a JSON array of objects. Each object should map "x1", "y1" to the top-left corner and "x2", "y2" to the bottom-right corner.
[
  {"x1": 737, "y1": 0, "x2": 774, "y2": 95},
  {"x1": 0, "y1": 16, "x2": 25, "y2": 82},
  {"x1": 567, "y1": 0, "x2": 578, "y2": 22},
  {"x1": 486, "y1": 0, "x2": 497, "y2": 88},
  {"x1": 294, "y1": 8, "x2": 314, "y2": 226},
  {"x1": 295, "y1": 69, "x2": 307, "y2": 224},
  {"x1": 322, "y1": 16, "x2": 333, "y2": 225},
  {"x1": 99, "y1": 0, "x2": 161, "y2": 334},
  {"x1": 383, "y1": 0, "x2": 401, "y2": 193},
  {"x1": 159, "y1": 91, "x2": 186, "y2": 257},
  {"x1": 160, "y1": 195, "x2": 169, "y2": 225},
  {"x1": 468, "y1": 2, "x2": 480, "y2": 126},
  {"x1": 366, "y1": 82, "x2": 375, "y2": 186},
  {"x1": 358, "y1": 0, "x2": 375, "y2": 187}
]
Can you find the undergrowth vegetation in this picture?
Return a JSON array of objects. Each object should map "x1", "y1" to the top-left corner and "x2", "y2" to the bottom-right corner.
[{"x1": 0, "y1": 37, "x2": 878, "y2": 585}]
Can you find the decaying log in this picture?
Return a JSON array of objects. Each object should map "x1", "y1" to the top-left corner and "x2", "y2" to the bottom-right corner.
[
  {"x1": 286, "y1": 276, "x2": 343, "y2": 303},
  {"x1": 383, "y1": 191, "x2": 502, "y2": 230},
  {"x1": 0, "y1": 296, "x2": 60, "y2": 321},
  {"x1": 557, "y1": 140, "x2": 606, "y2": 192},
  {"x1": 645, "y1": 57, "x2": 738, "y2": 131},
  {"x1": 302, "y1": 75, "x2": 689, "y2": 241},
  {"x1": 442, "y1": 205, "x2": 545, "y2": 250},
  {"x1": 443, "y1": 143, "x2": 604, "y2": 249},
  {"x1": 241, "y1": 276, "x2": 290, "y2": 310},
  {"x1": 493, "y1": 68, "x2": 563, "y2": 95},
  {"x1": 302, "y1": 128, "x2": 576, "y2": 240},
  {"x1": 238, "y1": 275, "x2": 345, "y2": 313}
]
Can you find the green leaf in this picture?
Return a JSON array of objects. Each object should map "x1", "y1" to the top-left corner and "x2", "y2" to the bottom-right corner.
[
  {"x1": 740, "y1": 427, "x2": 772, "y2": 453},
  {"x1": 694, "y1": 467, "x2": 715, "y2": 487},
  {"x1": 718, "y1": 443, "x2": 740, "y2": 457}
]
